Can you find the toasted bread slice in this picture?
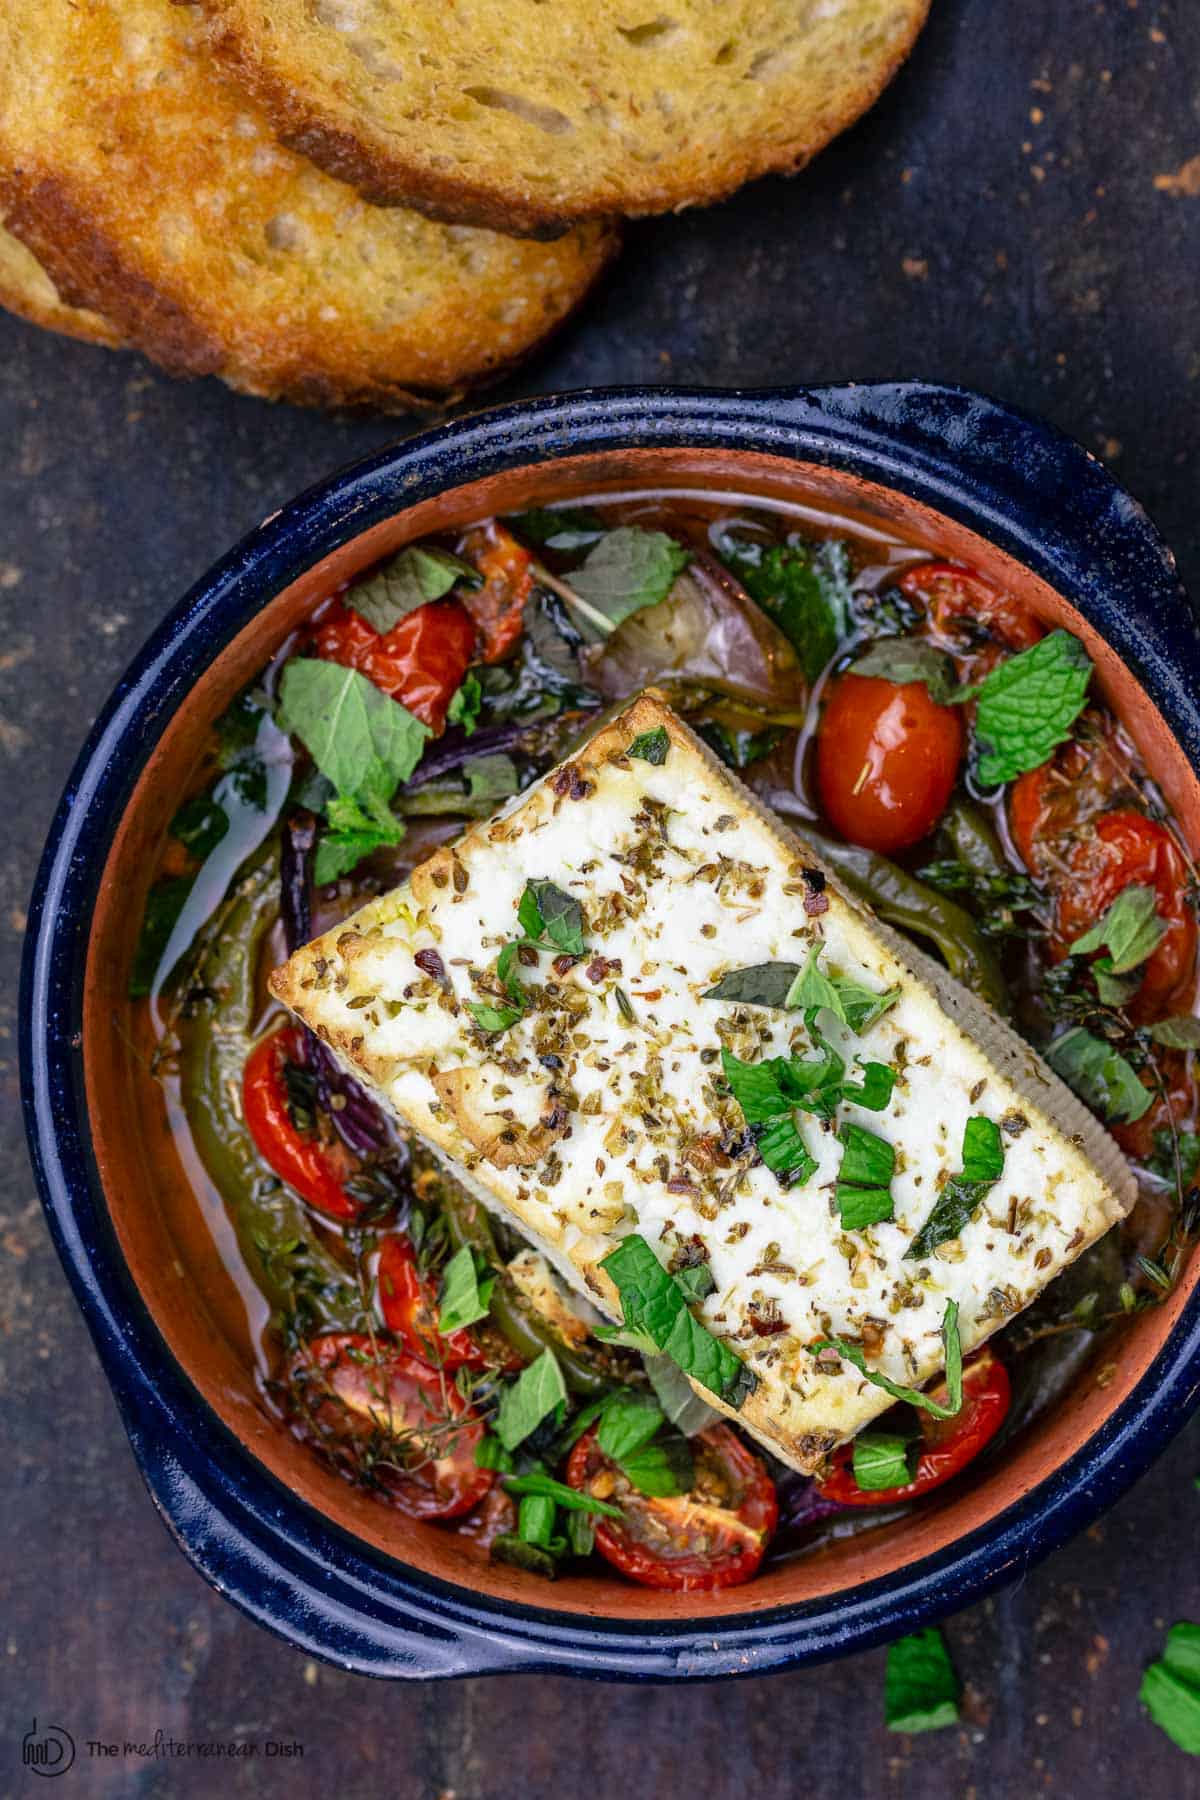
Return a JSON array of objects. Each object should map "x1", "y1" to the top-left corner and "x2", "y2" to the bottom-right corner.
[
  {"x1": 0, "y1": 225, "x2": 121, "y2": 346},
  {"x1": 0, "y1": 3, "x2": 616, "y2": 408},
  {"x1": 199, "y1": 0, "x2": 929, "y2": 237}
]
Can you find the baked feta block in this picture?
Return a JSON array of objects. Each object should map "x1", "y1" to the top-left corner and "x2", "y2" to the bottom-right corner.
[{"x1": 271, "y1": 695, "x2": 1134, "y2": 1473}]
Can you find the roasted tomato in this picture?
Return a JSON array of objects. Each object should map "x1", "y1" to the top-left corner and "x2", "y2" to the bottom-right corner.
[
  {"x1": 817, "y1": 671, "x2": 964, "y2": 853},
  {"x1": 566, "y1": 1423, "x2": 777, "y2": 1590},
  {"x1": 243, "y1": 1025, "x2": 361, "y2": 1222},
  {"x1": 458, "y1": 522, "x2": 535, "y2": 663},
  {"x1": 290, "y1": 1334, "x2": 493, "y2": 1519},
  {"x1": 311, "y1": 597, "x2": 475, "y2": 732},
  {"x1": 1054, "y1": 812, "x2": 1197, "y2": 1019},
  {"x1": 900, "y1": 561, "x2": 1042, "y2": 661},
  {"x1": 818, "y1": 1348, "x2": 1011, "y2": 1507},
  {"x1": 376, "y1": 1233, "x2": 487, "y2": 1373}
]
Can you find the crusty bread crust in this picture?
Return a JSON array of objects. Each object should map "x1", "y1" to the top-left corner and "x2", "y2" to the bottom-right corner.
[
  {"x1": 200, "y1": 0, "x2": 931, "y2": 237},
  {"x1": 0, "y1": 2, "x2": 618, "y2": 407},
  {"x1": 0, "y1": 222, "x2": 122, "y2": 347}
]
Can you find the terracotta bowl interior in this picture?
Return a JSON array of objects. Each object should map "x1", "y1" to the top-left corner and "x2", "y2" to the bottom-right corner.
[{"x1": 84, "y1": 446, "x2": 1200, "y2": 1622}]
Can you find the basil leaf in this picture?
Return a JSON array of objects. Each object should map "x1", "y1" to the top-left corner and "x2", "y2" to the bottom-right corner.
[
  {"x1": 566, "y1": 527, "x2": 691, "y2": 639},
  {"x1": 345, "y1": 544, "x2": 476, "y2": 633},
  {"x1": 851, "y1": 638, "x2": 957, "y2": 704},
  {"x1": 785, "y1": 942, "x2": 845, "y2": 1018},
  {"x1": 752, "y1": 1113, "x2": 818, "y2": 1188},
  {"x1": 596, "y1": 1395, "x2": 665, "y2": 1463},
  {"x1": 841, "y1": 1060, "x2": 897, "y2": 1111},
  {"x1": 966, "y1": 629, "x2": 1093, "y2": 786},
  {"x1": 314, "y1": 790, "x2": 404, "y2": 884},
  {"x1": 1149, "y1": 1014, "x2": 1200, "y2": 1049},
  {"x1": 1047, "y1": 1026, "x2": 1152, "y2": 1123},
  {"x1": 519, "y1": 878, "x2": 586, "y2": 955},
  {"x1": 600, "y1": 1234, "x2": 756, "y2": 1408},
  {"x1": 835, "y1": 980, "x2": 903, "y2": 1034},
  {"x1": 495, "y1": 1348, "x2": 568, "y2": 1450},
  {"x1": 279, "y1": 659, "x2": 430, "y2": 805},
  {"x1": 437, "y1": 1243, "x2": 495, "y2": 1333},
  {"x1": 907, "y1": 1115, "x2": 1005, "y2": 1260},
  {"x1": 815, "y1": 1299, "x2": 963, "y2": 1419},
  {"x1": 1140, "y1": 1624, "x2": 1200, "y2": 1754},
  {"x1": 703, "y1": 963, "x2": 801, "y2": 1008},
  {"x1": 447, "y1": 670, "x2": 483, "y2": 735},
  {"x1": 618, "y1": 1431, "x2": 695, "y2": 1498},
  {"x1": 626, "y1": 726, "x2": 669, "y2": 764},
  {"x1": 835, "y1": 1123, "x2": 896, "y2": 1229},
  {"x1": 852, "y1": 1431, "x2": 917, "y2": 1492},
  {"x1": 716, "y1": 534, "x2": 851, "y2": 684},
  {"x1": 491, "y1": 1534, "x2": 559, "y2": 1578},
  {"x1": 885, "y1": 1627, "x2": 962, "y2": 1733},
  {"x1": 1071, "y1": 883, "x2": 1166, "y2": 974},
  {"x1": 504, "y1": 1472, "x2": 623, "y2": 1519},
  {"x1": 643, "y1": 1354, "x2": 721, "y2": 1436},
  {"x1": 673, "y1": 1263, "x2": 717, "y2": 1303}
]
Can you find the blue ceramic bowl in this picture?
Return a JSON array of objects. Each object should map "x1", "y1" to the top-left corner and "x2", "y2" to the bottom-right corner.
[{"x1": 21, "y1": 383, "x2": 1200, "y2": 1679}]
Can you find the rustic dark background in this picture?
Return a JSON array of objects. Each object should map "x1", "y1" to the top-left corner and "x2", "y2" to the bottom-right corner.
[{"x1": 3, "y1": 1, "x2": 1199, "y2": 1794}]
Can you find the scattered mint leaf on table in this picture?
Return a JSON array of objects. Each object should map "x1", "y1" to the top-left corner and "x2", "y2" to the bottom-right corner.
[
  {"x1": 1140, "y1": 1623, "x2": 1200, "y2": 1754},
  {"x1": 885, "y1": 1626, "x2": 962, "y2": 1733},
  {"x1": 907, "y1": 1115, "x2": 1005, "y2": 1260},
  {"x1": 963, "y1": 629, "x2": 1093, "y2": 785},
  {"x1": 1046, "y1": 1026, "x2": 1152, "y2": 1124}
]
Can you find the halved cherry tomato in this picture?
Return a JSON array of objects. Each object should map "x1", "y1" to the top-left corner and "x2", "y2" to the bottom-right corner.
[
  {"x1": 565, "y1": 1423, "x2": 777, "y2": 1590},
  {"x1": 458, "y1": 522, "x2": 534, "y2": 664},
  {"x1": 1054, "y1": 812, "x2": 1197, "y2": 1019},
  {"x1": 290, "y1": 1334, "x2": 493, "y2": 1519},
  {"x1": 900, "y1": 561, "x2": 1042, "y2": 657},
  {"x1": 817, "y1": 671, "x2": 964, "y2": 853},
  {"x1": 377, "y1": 1233, "x2": 486, "y2": 1373},
  {"x1": 242, "y1": 1025, "x2": 361, "y2": 1222},
  {"x1": 311, "y1": 597, "x2": 475, "y2": 732},
  {"x1": 818, "y1": 1348, "x2": 1011, "y2": 1507}
]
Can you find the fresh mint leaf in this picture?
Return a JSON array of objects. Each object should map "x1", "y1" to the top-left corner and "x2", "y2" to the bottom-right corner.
[
  {"x1": 716, "y1": 534, "x2": 852, "y2": 684},
  {"x1": 1140, "y1": 1623, "x2": 1200, "y2": 1754},
  {"x1": 851, "y1": 638, "x2": 957, "y2": 704},
  {"x1": 906, "y1": 1115, "x2": 1005, "y2": 1260},
  {"x1": 673, "y1": 1264, "x2": 717, "y2": 1304},
  {"x1": 704, "y1": 963, "x2": 801, "y2": 1008},
  {"x1": 279, "y1": 659, "x2": 430, "y2": 805},
  {"x1": 643, "y1": 1354, "x2": 720, "y2": 1436},
  {"x1": 966, "y1": 629, "x2": 1093, "y2": 786},
  {"x1": 1149, "y1": 1014, "x2": 1200, "y2": 1049},
  {"x1": 853, "y1": 1431, "x2": 917, "y2": 1491},
  {"x1": 565, "y1": 527, "x2": 691, "y2": 640},
  {"x1": 1071, "y1": 883, "x2": 1166, "y2": 974},
  {"x1": 618, "y1": 1431, "x2": 695, "y2": 1498},
  {"x1": 600, "y1": 1234, "x2": 755, "y2": 1408},
  {"x1": 885, "y1": 1626, "x2": 962, "y2": 1733},
  {"x1": 836, "y1": 981, "x2": 903, "y2": 1034},
  {"x1": 626, "y1": 726, "x2": 670, "y2": 765},
  {"x1": 495, "y1": 1348, "x2": 568, "y2": 1450},
  {"x1": 785, "y1": 942, "x2": 845, "y2": 1018},
  {"x1": 314, "y1": 790, "x2": 404, "y2": 884},
  {"x1": 753, "y1": 1113, "x2": 818, "y2": 1188},
  {"x1": 1047, "y1": 1026, "x2": 1152, "y2": 1123},
  {"x1": 816, "y1": 1299, "x2": 963, "y2": 1419},
  {"x1": 706, "y1": 949, "x2": 899, "y2": 1033},
  {"x1": 447, "y1": 670, "x2": 483, "y2": 735},
  {"x1": 835, "y1": 1123, "x2": 896, "y2": 1229},
  {"x1": 1093, "y1": 958, "x2": 1143, "y2": 1007},
  {"x1": 464, "y1": 753, "x2": 521, "y2": 803},
  {"x1": 506, "y1": 505, "x2": 604, "y2": 551},
  {"x1": 345, "y1": 544, "x2": 477, "y2": 633},
  {"x1": 721, "y1": 1043, "x2": 844, "y2": 1125},
  {"x1": 504, "y1": 1471, "x2": 623, "y2": 1518},
  {"x1": 596, "y1": 1395, "x2": 665, "y2": 1463},
  {"x1": 437, "y1": 1243, "x2": 495, "y2": 1333},
  {"x1": 519, "y1": 878, "x2": 585, "y2": 955},
  {"x1": 842, "y1": 1060, "x2": 897, "y2": 1112},
  {"x1": 467, "y1": 999, "x2": 525, "y2": 1034}
]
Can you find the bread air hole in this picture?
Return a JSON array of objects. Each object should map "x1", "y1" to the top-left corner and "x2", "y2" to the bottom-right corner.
[
  {"x1": 617, "y1": 18, "x2": 679, "y2": 45},
  {"x1": 463, "y1": 87, "x2": 574, "y2": 135}
]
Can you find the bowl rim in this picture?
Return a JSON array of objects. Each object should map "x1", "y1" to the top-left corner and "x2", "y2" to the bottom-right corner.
[{"x1": 20, "y1": 379, "x2": 1200, "y2": 1680}]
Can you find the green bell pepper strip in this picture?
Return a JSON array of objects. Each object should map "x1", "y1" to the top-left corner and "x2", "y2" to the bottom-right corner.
[
  {"x1": 799, "y1": 827, "x2": 1010, "y2": 1014},
  {"x1": 438, "y1": 1184, "x2": 612, "y2": 1396},
  {"x1": 176, "y1": 841, "x2": 364, "y2": 1333}
]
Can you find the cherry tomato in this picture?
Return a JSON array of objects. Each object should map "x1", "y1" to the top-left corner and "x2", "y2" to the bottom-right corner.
[
  {"x1": 242, "y1": 1025, "x2": 361, "y2": 1222},
  {"x1": 458, "y1": 522, "x2": 534, "y2": 664},
  {"x1": 818, "y1": 1348, "x2": 1011, "y2": 1506},
  {"x1": 291, "y1": 1334, "x2": 493, "y2": 1519},
  {"x1": 1058, "y1": 812, "x2": 1197, "y2": 1018},
  {"x1": 311, "y1": 597, "x2": 475, "y2": 732},
  {"x1": 899, "y1": 561, "x2": 1042, "y2": 654},
  {"x1": 565, "y1": 1423, "x2": 777, "y2": 1590},
  {"x1": 1008, "y1": 731, "x2": 1130, "y2": 874},
  {"x1": 377, "y1": 1233, "x2": 487, "y2": 1373},
  {"x1": 817, "y1": 671, "x2": 964, "y2": 853}
]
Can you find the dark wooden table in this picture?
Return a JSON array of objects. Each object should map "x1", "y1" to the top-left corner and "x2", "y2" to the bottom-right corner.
[{"x1": 3, "y1": 2, "x2": 1199, "y2": 1793}]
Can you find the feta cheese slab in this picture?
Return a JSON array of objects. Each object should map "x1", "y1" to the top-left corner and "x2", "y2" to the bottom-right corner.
[{"x1": 271, "y1": 695, "x2": 1134, "y2": 1473}]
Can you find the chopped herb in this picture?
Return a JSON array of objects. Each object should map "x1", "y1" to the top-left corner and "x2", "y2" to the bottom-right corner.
[
  {"x1": 705, "y1": 948, "x2": 899, "y2": 1033},
  {"x1": 626, "y1": 725, "x2": 670, "y2": 764},
  {"x1": 518, "y1": 878, "x2": 586, "y2": 955},
  {"x1": 437, "y1": 1243, "x2": 495, "y2": 1333},
  {"x1": 503, "y1": 1472, "x2": 623, "y2": 1518},
  {"x1": 1047, "y1": 1026, "x2": 1152, "y2": 1124},
  {"x1": 345, "y1": 544, "x2": 478, "y2": 633},
  {"x1": 447, "y1": 670, "x2": 483, "y2": 735},
  {"x1": 1071, "y1": 883, "x2": 1166, "y2": 974},
  {"x1": 1150, "y1": 1129, "x2": 1200, "y2": 1186},
  {"x1": 853, "y1": 1431, "x2": 917, "y2": 1492},
  {"x1": 752, "y1": 1113, "x2": 818, "y2": 1188},
  {"x1": 673, "y1": 1264, "x2": 717, "y2": 1304},
  {"x1": 600, "y1": 1234, "x2": 756, "y2": 1409},
  {"x1": 467, "y1": 999, "x2": 525, "y2": 1034},
  {"x1": 1139, "y1": 1623, "x2": 1200, "y2": 1754},
  {"x1": 842, "y1": 1060, "x2": 897, "y2": 1111},
  {"x1": 703, "y1": 962, "x2": 801, "y2": 1008},
  {"x1": 715, "y1": 533, "x2": 852, "y2": 684},
  {"x1": 885, "y1": 1627, "x2": 962, "y2": 1733},
  {"x1": 815, "y1": 1299, "x2": 963, "y2": 1419},
  {"x1": 961, "y1": 629, "x2": 1093, "y2": 786},
  {"x1": 495, "y1": 1348, "x2": 569, "y2": 1450},
  {"x1": 562, "y1": 527, "x2": 691, "y2": 640},
  {"x1": 835, "y1": 1123, "x2": 896, "y2": 1229},
  {"x1": 906, "y1": 1115, "x2": 1005, "y2": 1260},
  {"x1": 850, "y1": 638, "x2": 957, "y2": 703},
  {"x1": 722, "y1": 1034, "x2": 892, "y2": 1130},
  {"x1": 314, "y1": 790, "x2": 403, "y2": 884},
  {"x1": 1148, "y1": 1014, "x2": 1200, "y2": 1049}
]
